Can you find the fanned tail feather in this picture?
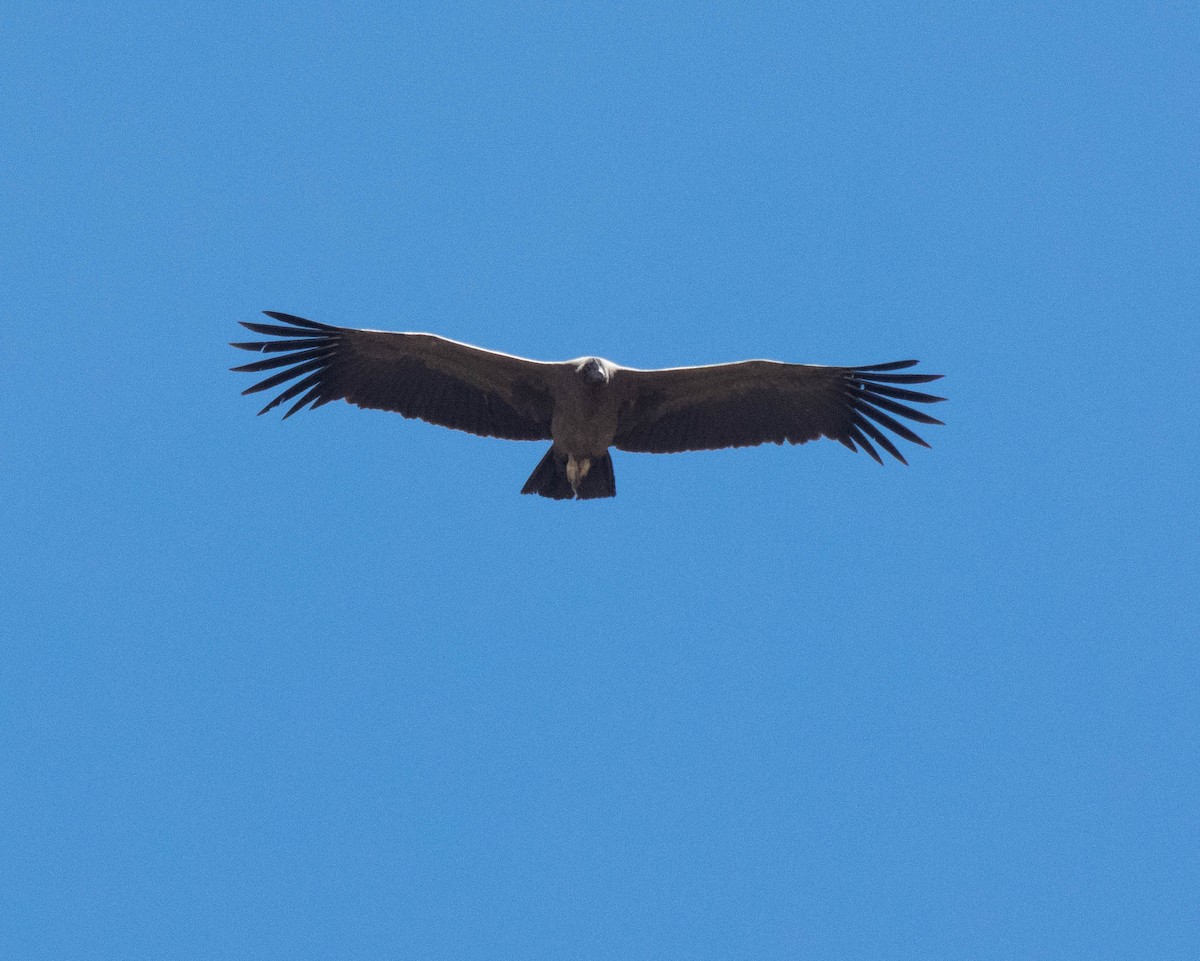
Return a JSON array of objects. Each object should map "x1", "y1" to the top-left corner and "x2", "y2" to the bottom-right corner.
[{"x1": 521, "y1": 447, "x2": 616, "y2": 500}]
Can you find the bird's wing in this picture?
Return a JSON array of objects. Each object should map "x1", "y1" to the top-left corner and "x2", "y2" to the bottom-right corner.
[
  {"x1": 613, "y1": 359, "x2": 945, "y2": 463},
  {"x1": 231, "y1": 312, "x2": 557, "y2": 441}
]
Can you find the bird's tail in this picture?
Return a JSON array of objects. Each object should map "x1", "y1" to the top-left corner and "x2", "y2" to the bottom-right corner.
[{"x1": 521, "y1": 447, "x2": 616, "y2": 500}]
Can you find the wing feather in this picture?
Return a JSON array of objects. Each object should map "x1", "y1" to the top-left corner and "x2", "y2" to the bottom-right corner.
[
  {"x1": 231, "y1": 312, "x2": 556, "y2": 441},
  {"x1": 855, "y1": 382, "x2": 945, "y2": 404},
  {"x1": 614, "y1": 359, "x2": 944, "y2": 462},
  {"x1": 265, "y1": 371, "x2": 324, "y2": 417},
  {"x1": 230, "y1": 337, "x2": 330, "y2": 353},
  {"x1": 847, "y1": 423, "x2": 883, "y2": 464},
  {"x1": 849, "y1": 410, "x2": 907, "y2": 464},
  {"x1": 846, "y1": 388, "x2": 944, "y2": 426},
  {"x1": 232, "y1": 346, "x2": 337, "y2": 373}
]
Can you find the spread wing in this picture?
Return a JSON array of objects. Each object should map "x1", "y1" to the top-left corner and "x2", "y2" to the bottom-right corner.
[
  {"x1": 614, "y1": 360, "x2": 945, "y2": 464},
  {"x1": 231, "y1": 312, "x2": 556, "y2": 441}
]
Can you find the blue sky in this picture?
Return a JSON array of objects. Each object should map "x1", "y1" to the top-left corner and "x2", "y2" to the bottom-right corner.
[{"x1": 3, "y1": 2, "x2": 1197, "y2": 958}]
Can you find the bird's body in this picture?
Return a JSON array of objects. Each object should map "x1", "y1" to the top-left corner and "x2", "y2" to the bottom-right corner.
[
  {"x1": 551, "y1": 360, "x2": 620, "y2": 459},
  {"x1": 232, "y1": 312, "x2": 945, "y2": 499}
]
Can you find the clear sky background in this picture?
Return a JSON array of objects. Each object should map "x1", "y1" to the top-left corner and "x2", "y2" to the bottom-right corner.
[{"x1": 3, "y1": 2, "x2": 1197, "y2": 958}]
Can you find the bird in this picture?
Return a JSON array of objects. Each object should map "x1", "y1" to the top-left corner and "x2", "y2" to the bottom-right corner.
[{"x1": 231, "y1": 311, "x2": 945, "y2": 500}]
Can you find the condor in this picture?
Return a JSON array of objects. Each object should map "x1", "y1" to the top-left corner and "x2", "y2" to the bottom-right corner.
[{"x1": 232, "y1": 312, "x2": 945, "y2": 500}]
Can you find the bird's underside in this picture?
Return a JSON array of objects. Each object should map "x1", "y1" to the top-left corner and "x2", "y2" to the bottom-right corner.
[{"x1": 232, "y1": 311, "x2": 946, "y2": 500}]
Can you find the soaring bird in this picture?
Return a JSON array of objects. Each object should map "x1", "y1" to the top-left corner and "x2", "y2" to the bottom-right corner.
[{"x1": 232, "y1": 312, "x2": 945, "y2": 499}]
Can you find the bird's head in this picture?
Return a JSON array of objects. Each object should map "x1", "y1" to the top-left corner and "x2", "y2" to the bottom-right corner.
[{"x1": 577, "y1": 358, "x2": 611, "y2": 385}]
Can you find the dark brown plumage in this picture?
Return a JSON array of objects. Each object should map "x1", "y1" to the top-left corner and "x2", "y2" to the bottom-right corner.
[{"x1": 232, "y1": 311, "x2": 945, "y2": 499}]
